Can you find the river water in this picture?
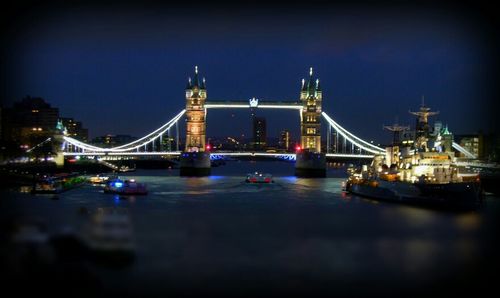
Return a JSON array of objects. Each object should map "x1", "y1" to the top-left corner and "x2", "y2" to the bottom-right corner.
[{"x1": 1, "y1": 160, "x2": 499, "y2": 297}]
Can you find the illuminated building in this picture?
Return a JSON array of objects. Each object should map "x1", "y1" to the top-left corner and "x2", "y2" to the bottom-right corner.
[
  {"x1": 279, "y1": 130, "x2": 290, "y2": 151},
  {"x1": 300, "y1": 68, "x2": 322, "y2": 152},
  {"x1": 92, "y1": 134, "x2": 137, "y2": 147},
  {"x1": 252, "y1": 117, "x2": 267, "y2": 150},
  {"x1": 184, "y1": 66, "x2": 207, "y2": 152},
  {"x1": 1, "y1": 96, "x2": 59, "y2": 147},
  {"x1": 456, "y1": 133, "x2": 483, "y2": 159},
  {"x1": 60, "y1": 117, "x2": 88, "y2": 142}
]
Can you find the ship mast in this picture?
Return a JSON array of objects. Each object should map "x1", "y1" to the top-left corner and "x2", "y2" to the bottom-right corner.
[
  {"x1": 383, "y1": 116, "x2": 410, "y2": 145},
  {"x1": 409, "y1": 96, "x2": 439, "y2": 151},
  {"x1": 409, "y1": 96, "x2": 440, "y2": 124}
]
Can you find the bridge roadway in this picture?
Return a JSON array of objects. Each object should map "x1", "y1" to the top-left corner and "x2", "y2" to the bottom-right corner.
[{"x1": 63, "y1": 152, "x2": 374, "y2": 160}]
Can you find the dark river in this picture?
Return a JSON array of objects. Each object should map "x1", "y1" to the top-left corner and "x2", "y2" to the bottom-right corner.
[{"x1": 1, "y1": 160, "x2": 499, "y2": 297}]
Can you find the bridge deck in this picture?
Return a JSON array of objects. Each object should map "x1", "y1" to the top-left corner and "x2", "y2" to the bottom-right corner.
[
  {"x1": 63, "y1": 152, "x2": 374, "y2": 159},
  {"x1": 205, "y1": 100, "x2": 302, "y2": 109}
]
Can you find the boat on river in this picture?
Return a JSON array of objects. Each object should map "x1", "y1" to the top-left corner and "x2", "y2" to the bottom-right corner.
[
  {"x1": 104, "y1": 178, "x2": 148, "y2": 195},
  {"x1": 88, "y1": 173, "x2": 118, "y2": 185},
  {"x1": 345, "y1": 103, "x2": 482, "y2": 210},
  {"x1": 245, "y1": 172, "x2": 274, "y2": 183},
  {"x1": 345, "y1": 158, "x2": 482, "y2": 209},
  {"x1": 31, "y1": 173, "x2": 85, "y2": 194}
]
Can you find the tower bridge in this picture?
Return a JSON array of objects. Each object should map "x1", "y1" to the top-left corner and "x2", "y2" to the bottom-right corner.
[{"x1": 55, "y1": 66, "x2": 477, "y2": 176}]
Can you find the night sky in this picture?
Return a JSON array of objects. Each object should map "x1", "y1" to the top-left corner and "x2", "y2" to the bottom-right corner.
[{"x1": 1, "y1": 1, "x2": 499, "y2": 144}]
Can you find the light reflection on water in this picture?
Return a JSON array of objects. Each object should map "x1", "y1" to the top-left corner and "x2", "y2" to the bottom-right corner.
[{"x1": 1, "y1": 161, "x2": 499, "y2": 297}]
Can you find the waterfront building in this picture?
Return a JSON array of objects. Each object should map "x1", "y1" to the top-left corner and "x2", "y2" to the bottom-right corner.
[
  {"x1": 60, "y1": 117, "x2": 88, "y2": 142},
  {"x1": 455, "y1": 133, "x2": 484, "y2": 159},
  {"x1": 1, "y1": 96, "x2": 59, "y2": 147}
]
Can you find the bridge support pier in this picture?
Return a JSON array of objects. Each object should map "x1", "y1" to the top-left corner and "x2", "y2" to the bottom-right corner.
[
  {"x1": 179, "y1": 151, "x2": 211, "y2": 176},
  {"x1": 295, "y1": 151, "x2": 326, "y2": 178}
]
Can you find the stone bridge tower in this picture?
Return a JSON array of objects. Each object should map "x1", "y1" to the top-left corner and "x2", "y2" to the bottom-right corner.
[
  {"x1": 180, "y1": 66, "x2": 211, "y2": 176},
  {"x1": 300, "y1": 67, "x2": 322, "y2": 153},
  {"x1": 295, "y1": 67, "x2": 326, "y2": 177},
  {"x1": 185, "y1": 66, "x2": 207, "y2": 152}
]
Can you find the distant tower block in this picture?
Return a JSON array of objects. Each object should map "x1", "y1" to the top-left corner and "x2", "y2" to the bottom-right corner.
[
  {"x1": 300, "y1": 67, "x2": 322, "y2": 153},
  {"x1": 185, "y1": 66, "x2": 207, "y2": 152},
  {"x1": 180, "y1": 66, "x2": 210, "y2": 176}
]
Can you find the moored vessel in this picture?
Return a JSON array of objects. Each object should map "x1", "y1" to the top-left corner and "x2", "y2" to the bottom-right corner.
[{"x1": 345, "y1": 102, "x2": 482, "y2": 209}]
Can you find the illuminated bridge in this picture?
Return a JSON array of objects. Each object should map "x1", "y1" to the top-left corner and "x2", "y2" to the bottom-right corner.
[
  {"x1": 58, "y1": 67, "x2": 476, "y2": 166},
  {"x1": 61, "y1": 105, "x2": 387, "y2": 159}
]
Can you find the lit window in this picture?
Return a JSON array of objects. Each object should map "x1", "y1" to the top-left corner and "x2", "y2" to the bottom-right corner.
[{"x1": 307, "y1": 128, "x2": 316, "y2": 134}]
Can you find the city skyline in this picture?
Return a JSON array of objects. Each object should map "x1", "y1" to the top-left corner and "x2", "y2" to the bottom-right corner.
[{"x1": 1, "y1": 1, "x2": 499, "y2": 144}]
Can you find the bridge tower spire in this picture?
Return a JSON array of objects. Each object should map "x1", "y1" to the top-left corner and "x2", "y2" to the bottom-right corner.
[
  {"x1": 300, "y1": 67, "x2": 322, "y2": 152},
  {"x1": 185, "y1": 65, "x2": 207, "y2": 152}
]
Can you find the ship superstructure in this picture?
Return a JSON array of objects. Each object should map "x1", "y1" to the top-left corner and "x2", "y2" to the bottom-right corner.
[{"x1": 345, "y1": 100, "x2": 482, "y2": 209}]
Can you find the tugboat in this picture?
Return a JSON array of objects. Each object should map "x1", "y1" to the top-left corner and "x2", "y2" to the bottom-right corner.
[
  {"x1": 104, "y1": 178, "x2": 148, "y2": 195},
  {"x1": 345, "y1": 102, "x2": 482, "y2": 209},
  {"x1": 245, "y1": 171, "x2": 274, "y2": 183}
]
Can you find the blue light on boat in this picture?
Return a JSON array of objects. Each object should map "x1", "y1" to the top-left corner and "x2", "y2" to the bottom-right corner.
[{"x1": 114, "y1": 182, "x2": 123, "y2": 188}]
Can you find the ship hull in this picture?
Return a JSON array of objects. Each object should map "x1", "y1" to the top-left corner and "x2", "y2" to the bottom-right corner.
[{"x1": 347, "y1": 180, "x2": 482, "y2": 210}]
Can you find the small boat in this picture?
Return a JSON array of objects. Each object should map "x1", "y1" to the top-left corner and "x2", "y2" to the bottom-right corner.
[
  {"x1": 104, "y1": 178, "x2": 148, "y2": 195},
  {"x1": 31, "y1": 173, "x2": 85, "y2": 194},
  {"x1": 31, "y1": 178, "x2": 63, "y2": 194},
  {"x1": 88, "y1": 173, "x2": 118, "y2": 185},
  {"x1": 245, "y1": 171, "x2": 274, "y2": 183}
]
